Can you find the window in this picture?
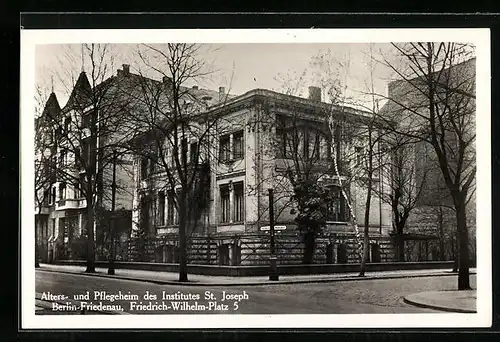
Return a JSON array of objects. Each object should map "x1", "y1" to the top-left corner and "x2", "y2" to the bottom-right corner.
[
  {"x1": 356, "y1": 147, "x2": 364, "y2": 165},
  {"x1": 82, "y1": 138, "x2": 91, "y2": 166},
  {"x1": 337, "y1": 243, "x2": 348, "y2": 264},
  {"x1": 82, "y1": 114, "x2": 90, "y2": 129},
  {"x1": 218, "y1": 244, "x2": 230, "y2": 265},
  {"x1": 326, "y1": 244, "x2": 335, "y2": 264},
  {"x1": 219, "y1": 135, "x2": 230, "y2": 162},
  {"x1": 233, "y1": 182, "x2": 244, "y2": 222},
  {"x1": 74, "y1": 148, "x2": 81, "y2": 168},
  {"x1": 190, "y1": 141, "x2": 199, "y2": 164},
  {"x1": 51, "y1": 187, "x2": 56, "y2": 204},
  {"x1": 302, "y1": 130, "x2": 309, "y2": 159},
  {"x1": 74, "y1": 182, "x2": 80, "y2": 199},
  {"x1": 158, "y1": 191, "x2": 165, "y2": 226},
  {"x1": 326, "y1": 191, "x2": 347, "y2": 222},
  {"x1": 233, "y1": 131, "x2": 244, "y2": 160},
  {"x1": 141, "y1": 157, "x2": 149, "y2": 180},
  {"x1": 181, "y1": 138, "x2": 188, "y2": 165},
  {"x1": 79, "y1": 174, "x2": 86, "y2": 198},
  {"x1": 307, "y1": 131, "x2": 321, "y2": 160},
  {"x1": 167, "y1": 191, "x2": 176, "y2": 225},
  {"x1": 276, "y1": 126, "x2": 285, "y2": 158},
  {"x1": 220, "y1": 185, "x2": 230, "y2": 223},
  {"x1": 59, "y1": 183, "x2": 66, "y2": 200},
  {"x1": 64, "y1": 116, "x2": 71, "y2": 132},
  {"x1": 43, "y1": 190, "x2": 49, "y2": 205},
  {"x1": 334, "y1": 125, "x2": 341, "y2": 162},
  {"x1": 140, "y1": 196, "x2": 151, "y2": 233},
  {"x1": 55, "y1": 127, "x2": 62, "y2": 141},
  {"x1": 59, "y1": 149, "x2": 66, "y2": 167}
]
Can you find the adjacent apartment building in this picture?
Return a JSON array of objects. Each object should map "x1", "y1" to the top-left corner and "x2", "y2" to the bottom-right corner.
[
  {"x1": 379, "y1": 57, "x2": 476, "y2": 264},
  {"x1": 35, "y1": 68, "x2": 137, "y2": 262}
]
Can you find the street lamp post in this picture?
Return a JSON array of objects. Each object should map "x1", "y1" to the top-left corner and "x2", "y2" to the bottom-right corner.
[
  {"x1": 107, "y1": 149, "x2": 117, "y2": 275},
  {"x1": 268, "y1": 189, "x2": 279, "y2": 281}
]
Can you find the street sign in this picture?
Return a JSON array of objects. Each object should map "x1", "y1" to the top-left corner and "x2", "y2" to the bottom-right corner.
[{"x1": 260, "y1": 225, "x2": 287, "y2": 231}]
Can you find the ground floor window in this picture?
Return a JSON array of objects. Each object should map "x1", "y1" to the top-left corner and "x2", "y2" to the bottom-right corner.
[
  {"x1": 337, "y1": 243, "x2": 348, "y2": 264},
  {"x1": 326, "y1": 191, "x2": 348, "y2": 222},
  {"x1": 219, "y1": 181, "x2": 245, "y2": 224},
  {"x1": 326, "y1": 243, "x2": 335, "y2": 264},
  {"x1": 370, "y1": 243, "x2": 381, "y2": 263},
  {"x1": 218, "y1": 244, "x2": 230, "y2": 265},
  {"x1": 220, "y1": 185, "x2": 230, "y2": 223},
  {"x1": 158, "y1": 191, "x2": 165, "y2": 226},
  {"x1": 233, "y1": 182, "x2": 244, "y2": 222}
]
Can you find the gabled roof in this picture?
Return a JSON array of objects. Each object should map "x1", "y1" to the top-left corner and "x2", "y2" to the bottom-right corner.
[
  {"x1": 41, "y1": 92, "x2": 61, "y2": 120},
  {"x1": 60, "y1": 67, "x2": 236, "y2": 116},
  {"x1": 62, "y1": 71, "x2": 92, "y2": 112}
]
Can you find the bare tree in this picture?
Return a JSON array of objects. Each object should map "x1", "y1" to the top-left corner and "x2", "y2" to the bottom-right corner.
[
  {"x1": 313, "y1": 47, "x2": 387, "y2": 275},
  {"x1": 122, "y1": 43, "x2": 231, "y2": 281},
  {"x1": 34, "y1": 84, "x2": 55, "y2": 267},
  {"x1": 39, "y1": 43, "x2": 133, "y2": 272},
  {"x1": 373, "y1": 133, "x2": 429, "y2": 262},
  {"x1": 381, "y1": 42, "x2": 476, "y2": 290}
]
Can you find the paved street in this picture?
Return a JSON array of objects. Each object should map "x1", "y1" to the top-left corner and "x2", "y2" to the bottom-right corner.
[{"x1": 35, "y1": 270, "x2": 476, "y2": 314}]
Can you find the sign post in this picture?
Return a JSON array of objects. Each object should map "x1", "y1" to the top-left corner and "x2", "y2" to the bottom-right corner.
[{"x1": 268, "y1": 189, "x2": 279, "y2": 281}]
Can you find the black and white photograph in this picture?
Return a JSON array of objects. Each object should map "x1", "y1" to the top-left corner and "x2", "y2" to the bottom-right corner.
[{"x1": 20, "y1": 28, "x2": 491, "y2": 329}]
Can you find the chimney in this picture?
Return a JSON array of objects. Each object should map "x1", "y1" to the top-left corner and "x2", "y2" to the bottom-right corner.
[
  {"x1": 192, "y1": 85, "x2": 199, "y2": 90},
  {"x1": 219, "y1": 86, "x2": 225, "y2": 102},
  {"x1": 122, "y1": 64, "x2": 130, "y2": 75},
  {"x1": 308, "y1": 86, "x2": 322, "y2": 102}
]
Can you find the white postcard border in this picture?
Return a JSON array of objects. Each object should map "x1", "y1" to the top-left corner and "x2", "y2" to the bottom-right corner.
[{"x1": 20, "y1": 28, "x2": 492, "y2": 329}]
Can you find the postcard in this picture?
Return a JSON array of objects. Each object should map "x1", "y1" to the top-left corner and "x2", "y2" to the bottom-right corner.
[{"x1": 21, "y1": 27, "x2": 491, "y2": 329}]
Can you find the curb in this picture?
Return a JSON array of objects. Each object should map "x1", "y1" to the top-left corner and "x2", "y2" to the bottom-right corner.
[
  {"x1": 36, "y1": 268, "x2": 474, "y2": 287},
  {"x1": 403, "y1": 293, "x2": 477, "y2": 314}
]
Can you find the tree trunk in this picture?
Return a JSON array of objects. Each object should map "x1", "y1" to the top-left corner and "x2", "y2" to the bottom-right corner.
[
  {"x1": 178, "y1": 190, "x2": 188, "y2": 282},
  {"x1": 438, "y1": 206, "x2": 445, "y2": 261},
  {"x1": 397, "y1": 233, "x2": 405, "y2": 262},
  {"x1": 452, "y1": 237, "x2": 458, "y2": 272},
  {"x1": 303, "y1": 231, "x2": 315, "y2": 264},
  {"x1": 85, "y1": 198, "x2": 96, "y2": 273},
  {"x1": 359, "y1": 187, "x2": 372, "y2": 276},
  {"x1": 455, "y1": 195, "x2": 471, "y2": 290},
  {"x1": 35, "y1": 214, "x2": 40, "y2": 268}
]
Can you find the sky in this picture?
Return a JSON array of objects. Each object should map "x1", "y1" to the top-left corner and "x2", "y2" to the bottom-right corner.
[{"x1": 35, "y1": 43, "x2": 400, "y2": 111}]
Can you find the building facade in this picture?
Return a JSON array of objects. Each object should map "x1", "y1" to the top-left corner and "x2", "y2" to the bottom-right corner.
[
  {"x1": 130, "y1": 85, "x2": 395, "y2": 265},
  {"x1": 35, "y1": 68, "x2": 136, "y2": 262},
  {"x1": 379, "y1": 57, "x2": 476, "y2": 264}
]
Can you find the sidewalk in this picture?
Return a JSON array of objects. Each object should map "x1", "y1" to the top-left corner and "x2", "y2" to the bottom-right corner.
[
  {"x1": 404, "y1": 290, "x2": 477, "y2": 313},
  {"x1": 38, "y1": 263, "x2": 476, "y2": 286}
]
